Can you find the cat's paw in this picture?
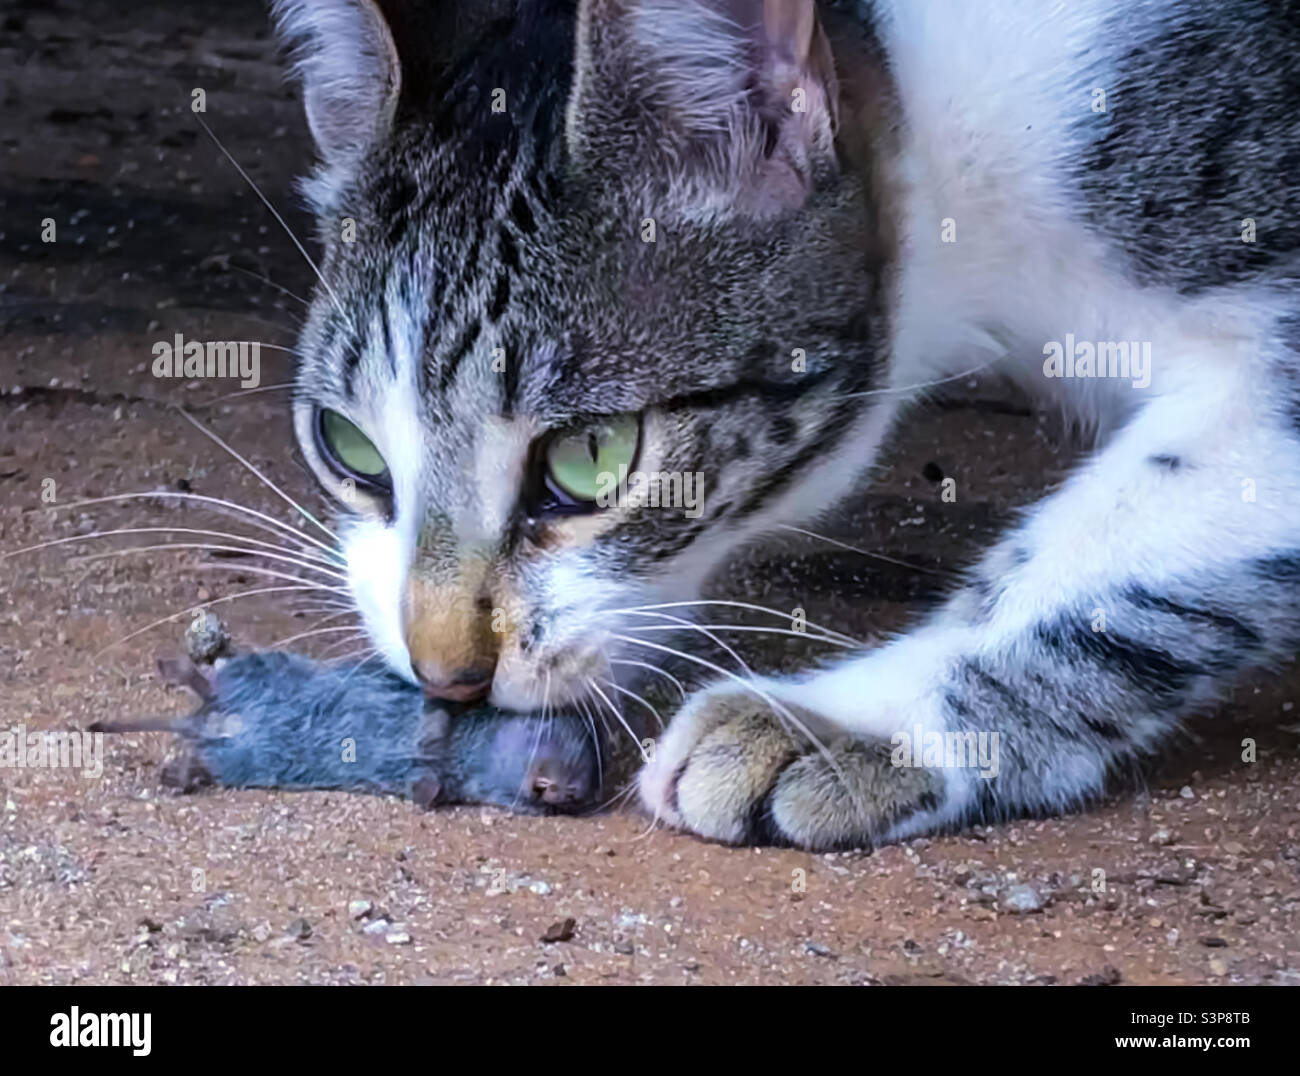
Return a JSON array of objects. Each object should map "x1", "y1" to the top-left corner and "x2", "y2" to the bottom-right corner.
[{"x1": 638, "y1": 685, "x2": 946, "y2": 850}]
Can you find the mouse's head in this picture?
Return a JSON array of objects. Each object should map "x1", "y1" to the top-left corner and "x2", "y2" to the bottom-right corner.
[{"x1": 275, "y1": 0, "x2": 889, "y2": 713}]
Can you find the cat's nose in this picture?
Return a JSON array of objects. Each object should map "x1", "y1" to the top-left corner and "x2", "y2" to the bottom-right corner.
[{"x1": 412, "y1": 661, "x2": 494, "y2": 703}]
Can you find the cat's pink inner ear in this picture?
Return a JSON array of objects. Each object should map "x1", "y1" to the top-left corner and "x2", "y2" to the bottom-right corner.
[{"x1": 273, "y1": 0, "x2": 401, "y2": 167}]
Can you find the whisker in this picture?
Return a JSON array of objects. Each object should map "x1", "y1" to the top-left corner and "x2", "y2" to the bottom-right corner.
[
  {"x1": 6, "y1": 525, "x2": 343, "y2": 571},
  {"x1": 576, "y1": 693, "x2": 612, "y2": 745},
  {"x1": 513, "y1": 668, "x2": 552, "y2": 813},
  {"x1": 618, "y1": 622, "x2": 855, "y2": 648},
  {"x1": 610, "y1": 609, "x2": 766, "y2": 693},
  {"x1": 192, "y1": 382, "x2": 297, "y2": 410},
  {"x1": 606, "y1": 599, "x2": 860, "y2": 646},
  {"x1": 193, "y1": 112, "x2": 346, "y2": 319},
  {"x1": 316, "y1": 632, "x2": 372, "y2": 661},
  {"x1": 185, "y1": 563, "x2": 350, "y2": 593},
  {"x1": 599, "y1": 678, "x2": 664, "y2": 731},
  {"x1": 609, "y1": 658, "x2": 687, "y2": 700},
  {"x1": 777, "y1": 524, "x2": 940, "y2": 577},
  {"x1": 610, "y1": 633, "x2": 857, "y2": 807},
  {"x1": 571, "y1": 691, "x2": 604, "y2": 794},
  {"x1": 224, "y1": 262, "x2": 310, "y2": 307},
  {"x1": 34, "y1": 492, "x2": 342, "y2": 559},
  {"x1": 270, "y1": 622, "x2": 365, "y2": 650},
  {"x1": 70, "y1": 542, "x2": 348, "y2": 582},
  {"x1": 586, "y1": 775, "x2": 640, "y2": 816},
  {"x1": 836, "y1": 357, "x2": 1000, "y2": 400},
  {"x1": 172, "y1": 406, "x2": 337, "y2": 543},
  {"x1": 587, "y1": 677, "x2": 649, "y2": 762},
  {"x1": 91, "y1": 583, "x2": 326, "y2": 660}
]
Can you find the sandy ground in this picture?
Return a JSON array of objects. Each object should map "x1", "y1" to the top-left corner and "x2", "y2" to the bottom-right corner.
[{"x1": 1, "y1": 0, "x2": 1298, "y2": 986}]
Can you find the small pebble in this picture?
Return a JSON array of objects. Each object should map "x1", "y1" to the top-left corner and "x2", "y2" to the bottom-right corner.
[
  {"x1": 1002, "y1": 883, "x2": 1046, "y2": 913},
  {"x1": 541, "y1": 918, "x2": 576, "y2": 943},
  {"x1": 184, "y1": 611, "x2": 231, "y2": 664}
]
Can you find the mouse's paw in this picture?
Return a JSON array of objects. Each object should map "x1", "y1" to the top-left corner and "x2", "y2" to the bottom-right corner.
[{"x1": 638, "y1": 683, "x2": 947, "y2": 850}]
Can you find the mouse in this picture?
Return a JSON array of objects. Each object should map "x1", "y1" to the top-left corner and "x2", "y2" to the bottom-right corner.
[{"x1": 89, "y1": 650, "x2": 600, "y2": 813}]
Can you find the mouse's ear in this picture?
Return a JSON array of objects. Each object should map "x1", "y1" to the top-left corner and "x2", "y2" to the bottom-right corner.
[{"x1": 157, "y1": 655, "x2": 215, "y2": 701}]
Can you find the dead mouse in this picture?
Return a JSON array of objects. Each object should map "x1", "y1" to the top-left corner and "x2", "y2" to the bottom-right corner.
[{"x1": 89, "y1": 650, "x2": 599, "y2": 813}]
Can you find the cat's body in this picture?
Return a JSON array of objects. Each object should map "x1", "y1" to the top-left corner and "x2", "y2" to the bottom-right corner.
[{"x1": 273, "y1": 0, "x2": 1300, "y2": 848}]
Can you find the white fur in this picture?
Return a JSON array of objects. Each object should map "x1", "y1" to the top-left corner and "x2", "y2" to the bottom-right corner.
[{"x1": 640, "y1": 0, "x2": 1300, "y2": 837}]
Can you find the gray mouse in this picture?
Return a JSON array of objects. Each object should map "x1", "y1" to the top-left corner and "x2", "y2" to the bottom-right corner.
[{"x1": 89, "y1": 650, "x2": 599, "y2": 813}]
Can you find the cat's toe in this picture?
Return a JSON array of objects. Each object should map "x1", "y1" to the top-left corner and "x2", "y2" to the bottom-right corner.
[{"x1": 640, "y1": 688, "x2": 945, "y2": 850}]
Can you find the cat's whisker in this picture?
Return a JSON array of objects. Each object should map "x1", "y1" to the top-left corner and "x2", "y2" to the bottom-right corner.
[
  {"x1": 587, "y1": 677, "x2": 650, "y2": 762},
  {"x1": 5, "y1": 525, "x2": 343, "y2": 572},
  {"x1": 70, "y1": 542, "x2": 348, "y2": 583},
  {"x1": 776, "y1": 524, "x2": 941, "y2": 577},
  {"x1": 192, "y1": 382, "x2": 298, "y2": 410},
  {"x1": 572, "y1": 693, "x2": 605, "y2": 793},
  {"x1": 610, "y1": 610, "x2": 767, "y2": 694},
  {"x1": 186, "y1": 563, "x2": 351, "y2": 593},
  {"x1": 291, "y1": 600, "x2": 356, "y2": 618},
  {"x1": 576, "y1": 693, "x2": 612, "y2": 745},
  {"x1": 618, "y1": 622, "x2": 856, "y2": 648},
  {"x1": 608, "y1": 658, "x2": 687, "y2": 700},
  {"x1": 92, "y1": 583, "x2": 327, "y2": 660},
  {"x1": 835, "y1": 357, "x2": 1001, "y2": 400},
  {"x1": 173, "y1": 406, "x2": 337, "y2": 543},
  {"x1": 609, "y1": 633, "x2": 858, "y2": 809},
  {"x1": 599, "y1": 677, "x2": 664, "y2": 731},
  {"x1": 512, "y1": 669, "x2": 553, "y2": 813},
  {"x1": 328, "y1": 647, "x2": 380, "y2": 674},
  {"x1": 270, "y1": 621, "x2": 364, "y2": 650},
  {"x1": 224, "y1": 261, "x2": 311, "y2": 307},
  {"x1": 605, "y1": 599, "x2": 861, "y2": 647},
  {"x1": 585, "y1": 775, "x2": 639, "y2": 817},
  {"x1": 316, "y1": 632, "x2": 372, "y2": 661},
  {"x1": 37, "y1": 492, "x2": 343, "y2": 560},
  {"x1": 192, "y1": 112, "x2": 347, "y2": 319}
]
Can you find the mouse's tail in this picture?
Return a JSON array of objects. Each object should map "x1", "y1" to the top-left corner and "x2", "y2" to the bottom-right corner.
[{"x1": 87, "y1": 715, "x2": 186, "y2": 735}]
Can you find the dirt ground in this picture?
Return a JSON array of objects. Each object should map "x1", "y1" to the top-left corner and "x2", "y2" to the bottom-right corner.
[{"x1": 1, "y1": 0, "x2": 1298, "y2": 986}]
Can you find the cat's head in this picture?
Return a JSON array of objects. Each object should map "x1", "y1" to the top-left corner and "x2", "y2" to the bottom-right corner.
[{"x1": 275, "y1": 0, "x2": 891, "y2": 709}]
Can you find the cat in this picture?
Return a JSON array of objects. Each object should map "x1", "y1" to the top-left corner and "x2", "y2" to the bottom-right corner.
[{"x1": 269, "y1": 0, "x2": 1300, "y2": 849}]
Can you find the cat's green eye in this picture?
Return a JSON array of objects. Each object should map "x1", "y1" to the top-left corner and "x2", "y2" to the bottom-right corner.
[
  {"x1": 545, "y1": 414, "x2": 640, "y2": 504},
  {"x1": 317, "y1": 409, "x2": 389, "y2": 483}
]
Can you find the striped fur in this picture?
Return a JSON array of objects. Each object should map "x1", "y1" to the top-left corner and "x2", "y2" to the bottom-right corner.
[{"x1": 274, "y1": 0, "x2": 1300, "y2": 848}]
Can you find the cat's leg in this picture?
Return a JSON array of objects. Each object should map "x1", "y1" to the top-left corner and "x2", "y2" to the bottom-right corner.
[{"x1": 640, "y1": 342, "x2": 1300, "y2": 848}]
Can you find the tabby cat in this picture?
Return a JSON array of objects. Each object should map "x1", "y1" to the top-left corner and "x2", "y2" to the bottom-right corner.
[{"x1": 272, "y1": 0, "x2": 1300, "y2": 848}]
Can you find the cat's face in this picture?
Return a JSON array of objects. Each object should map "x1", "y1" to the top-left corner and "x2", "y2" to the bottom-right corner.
[{"x1": 281, "y1": 0, "x2": 891, "y2": 709}]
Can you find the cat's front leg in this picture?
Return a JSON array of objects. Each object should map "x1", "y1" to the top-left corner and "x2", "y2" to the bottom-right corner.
[{"x1": 641, "y1": 366, "x2": 1300, "y2": 849}]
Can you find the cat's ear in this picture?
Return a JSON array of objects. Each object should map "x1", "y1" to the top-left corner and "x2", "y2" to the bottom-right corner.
[
  {"x1": 271, "y1": 0, "x2": 402, "y2": 170},
  {"x1": 566, "y1": 0, "x2": 840, "y2": 219}
]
